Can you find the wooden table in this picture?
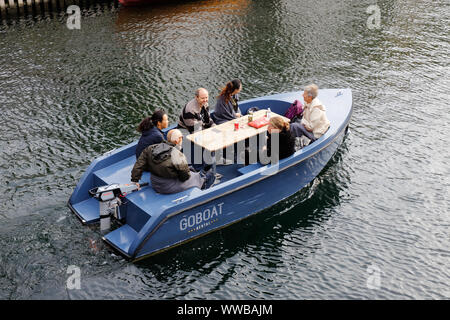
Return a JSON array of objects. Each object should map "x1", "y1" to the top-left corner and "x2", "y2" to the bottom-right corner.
[{"x1": 186, "y1": 110, "x2": 290, "y2": 173}]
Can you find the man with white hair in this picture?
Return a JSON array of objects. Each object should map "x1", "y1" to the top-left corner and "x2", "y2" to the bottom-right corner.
[
  {"x1": 290, "y1": 84, "x2": 330, "y2": 143},
  {"x1": 131, "y1": 129, "x2": 215, "y2": 194}
]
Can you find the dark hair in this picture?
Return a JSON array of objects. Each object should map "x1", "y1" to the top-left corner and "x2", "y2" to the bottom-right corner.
[
  {"x1": 137, "y1": 109, "x2": 166, "y2": 132},
  {"x1": 218, "y1": 79, "x2": 241, "y2": 104}
]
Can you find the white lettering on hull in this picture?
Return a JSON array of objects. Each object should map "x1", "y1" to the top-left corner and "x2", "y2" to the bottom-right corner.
[{"x1": 180, "y1": 202, "x2": 224, "y2": 232}]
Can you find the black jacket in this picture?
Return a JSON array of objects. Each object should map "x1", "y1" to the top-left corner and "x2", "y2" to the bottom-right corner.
[
  {"x1": 135, "y1": 127, "x2": 164, "y2": 159},
  {"x1": 267, "y1": 129, "x2": 296, "y2": 160},
  {"x1": 131, "y1": 141, "x2": 191, "y2": 183}
]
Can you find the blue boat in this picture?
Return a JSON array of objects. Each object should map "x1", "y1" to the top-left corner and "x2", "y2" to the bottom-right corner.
[{"x1": 68, "y1": 89, "x2": 352, "y2": 262}]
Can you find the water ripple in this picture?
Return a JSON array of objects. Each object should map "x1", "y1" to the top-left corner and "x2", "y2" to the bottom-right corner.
[{"x1": 0, "y1": 0, "x2": 449, "y2": 299}]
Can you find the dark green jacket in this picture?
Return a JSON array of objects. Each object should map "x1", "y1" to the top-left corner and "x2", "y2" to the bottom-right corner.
[{"x1": 131, "y1": 141, "x2": 190, "y2": 183}]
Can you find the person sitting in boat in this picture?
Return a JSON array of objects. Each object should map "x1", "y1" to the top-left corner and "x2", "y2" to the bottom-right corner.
[
  {"x1": 266, "y1": 117, "x2": 296, "y2": 160},
  {"x1": 177, "y1": 88, "x2": 215, "y2": 135},
  {"x1": 244, "y1": 117, "x2": 295, "y2": 165},
  {"x1": 290, "y1": 84, "x2": 330, "y2": 144},
  {"x1": 135, "y1": 110, "x2": 169, "y2": 159},
  {"x1": 131, "y1": 129, "x2": 215, "y2": 194},
  {"x1": 213, "y1": 79, "x2": 242, "y2": 125}
]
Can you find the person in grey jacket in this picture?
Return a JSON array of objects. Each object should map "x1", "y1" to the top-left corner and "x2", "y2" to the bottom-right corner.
[
  {"x1": 213, "y1": 79, "x2": 242, "y2": 125},
  {"x1": 131, "y1": 129, "x2": 215, "y2": 194}
]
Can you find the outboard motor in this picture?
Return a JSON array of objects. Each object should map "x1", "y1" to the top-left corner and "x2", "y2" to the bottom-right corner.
[{"x1": 88, "y1": 183, "x2": 148, "y2": 233}]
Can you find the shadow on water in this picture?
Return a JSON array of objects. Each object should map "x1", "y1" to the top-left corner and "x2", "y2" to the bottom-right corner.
[{"x1": 135, "y1": 136, "x2": 351, "y2": 280}]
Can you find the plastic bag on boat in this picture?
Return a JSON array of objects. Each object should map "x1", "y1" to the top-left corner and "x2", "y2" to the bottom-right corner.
[{"x1": 285, "y1": 99, "x2": 303, "y2": 122}]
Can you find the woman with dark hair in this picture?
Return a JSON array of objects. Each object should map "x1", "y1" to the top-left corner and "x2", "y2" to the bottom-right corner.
[
  {"x1": 213, "y1": 79, "x2": 242, "y2": 125},
  {"x1": 135, "y1": 109, "x2": 169, "y2": 159}
]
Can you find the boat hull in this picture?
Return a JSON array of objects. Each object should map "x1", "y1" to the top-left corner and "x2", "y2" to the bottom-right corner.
[{"x1": 69, "y1": 89, "x2": 352, "y2": 262}]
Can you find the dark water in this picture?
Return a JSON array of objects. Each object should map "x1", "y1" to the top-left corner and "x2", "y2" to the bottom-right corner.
[{"x1": 0, "y1": 0, "x2": 449, "y2": 299}]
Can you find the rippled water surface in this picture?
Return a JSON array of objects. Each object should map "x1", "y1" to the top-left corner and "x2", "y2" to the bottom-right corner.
[{"x1": 0, "y1": 0, "x2": 449, "y2": 299}]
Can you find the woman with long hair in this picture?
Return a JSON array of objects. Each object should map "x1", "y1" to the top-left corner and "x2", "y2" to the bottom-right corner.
[
  {"x1": 135, "y1": 109, "x2": 169, "y2": 159},
  {"x1": 244, "y1": 116, "x2": 295, "y2": 165},
  {"x1": 266, "y1": 117, "x2": 296, "y2": 160},
  {"x1": 213, "y1": 79, "x2": 242, "y2": 125}
]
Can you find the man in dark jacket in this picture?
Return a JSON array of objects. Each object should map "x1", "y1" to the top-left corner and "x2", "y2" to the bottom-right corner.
[{"x1": 131, "y1": 129, "x2": 215, "y2": 194}]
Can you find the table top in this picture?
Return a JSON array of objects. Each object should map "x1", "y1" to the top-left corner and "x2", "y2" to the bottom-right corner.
[{"x1": 186, "y1": 109, "x2": 290, "y2": 152}]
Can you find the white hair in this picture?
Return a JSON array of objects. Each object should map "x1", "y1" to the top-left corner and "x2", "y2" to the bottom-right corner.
[
  {"x1": 304, "y1": 84, "x2": 319, "y2": 99},
  {"x1": 167, "y1": 129, "x2": 183, "y2": 144}
]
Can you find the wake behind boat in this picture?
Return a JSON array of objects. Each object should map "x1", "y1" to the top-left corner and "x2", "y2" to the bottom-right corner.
[{"x1": 68, "y1": 89, "x2": 352, "y2": 261}]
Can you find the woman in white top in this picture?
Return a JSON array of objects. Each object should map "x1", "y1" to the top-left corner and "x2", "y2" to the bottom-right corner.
[{"x1": 290, "y1": 84, "x2": 330, "y2": 143}]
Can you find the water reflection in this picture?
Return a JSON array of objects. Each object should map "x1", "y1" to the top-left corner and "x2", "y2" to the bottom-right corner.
[
  {"x1": 111, "y1": 0, "x2": 367, "y2": 122},
  {"x1": 115, "y1": 0, "x2": 251, "y2": 32}
]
